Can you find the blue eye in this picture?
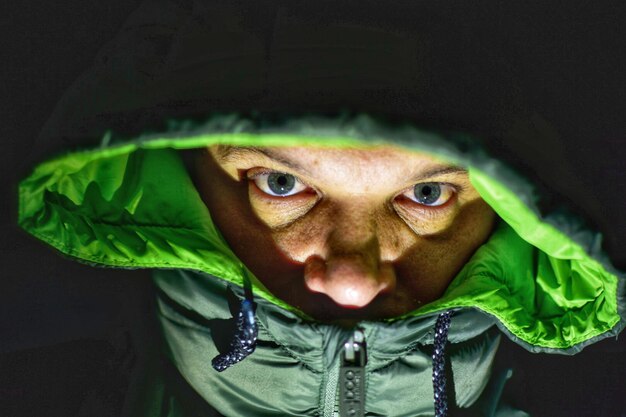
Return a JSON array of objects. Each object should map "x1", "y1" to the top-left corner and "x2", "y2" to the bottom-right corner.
[
  {"x1": 414, "y1": 183, "x2": 440, "y2": 205},
  {"x1": 405, "y1": 183, "x2": 454, "y2": 206},
  {"x1": 253, "y1": 172, "x2": 307, "y2": 196},
  {"x1": 268, "y1": 173, "x2": 296, "y2": 195}
]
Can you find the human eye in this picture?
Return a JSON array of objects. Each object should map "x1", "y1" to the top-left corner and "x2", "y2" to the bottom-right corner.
[
  {"x1": 251, "y1": 171, "x2": 308, "y2": 197},
  {"x1": 401, "y1": 182, "x2": 455, "y2": 207}
]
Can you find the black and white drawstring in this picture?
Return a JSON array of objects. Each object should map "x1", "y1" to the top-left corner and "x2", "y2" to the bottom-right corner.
[
  {"x1": 211, "y1": 298, "x2": 258, "y2": 372},
  {"x1": 211, "y1": 269, "x2": 259, "y2": 372},
  {"x1": 432, "y1": 311, "x2": 453, "y2": 417}
]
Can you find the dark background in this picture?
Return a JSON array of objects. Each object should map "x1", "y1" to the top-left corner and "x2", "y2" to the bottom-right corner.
[{"x1": 1, "y1": 1, "x2": 625, "y2": 416}]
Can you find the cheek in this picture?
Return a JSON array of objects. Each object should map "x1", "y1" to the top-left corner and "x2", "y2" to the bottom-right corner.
[
  {"x1": 396, "y1": 198, "x2": 496, "y2": 300},
  {"x1": 193, "y1": 154, "x2": 302, "y2": 277}
]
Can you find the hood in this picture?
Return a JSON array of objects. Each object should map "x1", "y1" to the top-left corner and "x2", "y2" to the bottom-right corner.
[{"x1": 18, "y1": 112, "x2": 625, "y2": 354}]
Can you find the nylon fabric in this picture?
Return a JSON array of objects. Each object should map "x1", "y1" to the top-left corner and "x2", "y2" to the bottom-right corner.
[
  {"x1": 18, "y1": 125, "x2": 622, "y2": 350},
  {"x1": 154, "y1": 269, "x2": 503, "y2": 416},
  {"x1": 449, "y1": 332, "x2": 501, "y2": 408},
  {"x1": 417, "y1": 222, "x2": 619, "y2": 348},
  {"x1": 157, "y1": 271, "x2": 322, "y2": 416}
]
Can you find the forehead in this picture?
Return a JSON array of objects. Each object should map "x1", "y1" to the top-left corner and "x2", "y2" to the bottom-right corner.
[{"x1": 214, "y1": 145, "x2": 463, "y2": 175}]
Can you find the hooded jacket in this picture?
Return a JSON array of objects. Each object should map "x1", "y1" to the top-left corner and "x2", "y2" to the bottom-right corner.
[
  {"x1": 16, "y1": 1, "x2": 626, "y2": 416},
  {"x1": 18, "y1": 113, "x2": 625, "y2": 416}
]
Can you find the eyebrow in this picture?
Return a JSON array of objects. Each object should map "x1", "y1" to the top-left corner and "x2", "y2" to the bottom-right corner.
[
  {"x1": 409, "y1": 165, "x2": 468, "y2": 183},
  {"x1": 215, "y1": 145, "x2": 311, "y2": 174}
]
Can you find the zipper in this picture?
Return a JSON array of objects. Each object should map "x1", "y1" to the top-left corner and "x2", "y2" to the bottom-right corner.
[{"x1": 338, "y1": 328, "x2": 367, "y2": 417}]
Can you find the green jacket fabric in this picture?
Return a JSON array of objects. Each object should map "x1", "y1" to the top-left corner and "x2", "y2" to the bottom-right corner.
[{"x1": 18, "y1": 114, "x2": 625, "y2": 416}]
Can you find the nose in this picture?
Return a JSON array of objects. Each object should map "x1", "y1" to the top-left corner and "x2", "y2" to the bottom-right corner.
[
  {"x1": 304, "y1": 255, "x2": 395, "y2": 307},
  {"x1": 302, "y1": 210, "x2": 397, "y2": 308}
]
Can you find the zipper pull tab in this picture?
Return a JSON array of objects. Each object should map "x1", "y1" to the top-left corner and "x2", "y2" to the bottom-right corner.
[{"x1": 340, "y1": 329, "x2": 367, "y2": 417}]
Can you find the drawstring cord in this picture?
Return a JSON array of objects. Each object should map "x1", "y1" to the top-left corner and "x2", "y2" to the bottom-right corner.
[
  {"x1": 211, "y1": 298, "x2": 258, "y2": 372},
  {"x1": 432, "y1": 311, "x2": 453, "y2": 417},
  {"x1": 211, "y1": 269, "x2": 259, "y2": 372}
]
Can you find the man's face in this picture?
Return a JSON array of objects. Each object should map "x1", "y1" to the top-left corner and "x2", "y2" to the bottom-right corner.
[{"x1": 192, "y1": 145, "x2": 496, "y2": 322}]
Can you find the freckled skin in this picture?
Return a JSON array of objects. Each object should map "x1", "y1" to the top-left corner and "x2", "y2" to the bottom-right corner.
[{"x1": 191, "y1": 146, "x2": 496, "y2": 322}]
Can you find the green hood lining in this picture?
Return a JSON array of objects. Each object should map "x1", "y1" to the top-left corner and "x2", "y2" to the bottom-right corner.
[{"x1": 18, "y1": 115, "x2": 623, "y2": 352}]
